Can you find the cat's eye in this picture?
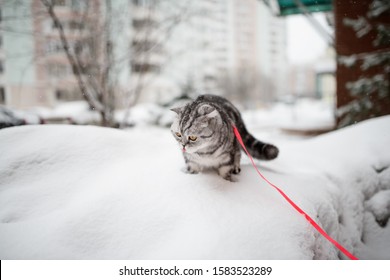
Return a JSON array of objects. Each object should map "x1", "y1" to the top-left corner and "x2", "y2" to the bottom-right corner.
[
  {"x1": 188, "y1": 135, "x2": 197, "y2": 141},
  {"x1": 175, "y1": 132, "x2": 182, "y2": 138}
]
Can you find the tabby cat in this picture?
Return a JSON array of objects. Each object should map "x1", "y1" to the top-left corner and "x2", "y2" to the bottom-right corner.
[{"x1": 171, "y1": 94, "x2": 279, "y2": 181}]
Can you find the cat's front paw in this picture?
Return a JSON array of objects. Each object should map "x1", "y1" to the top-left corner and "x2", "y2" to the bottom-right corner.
[
  {"x1": 183, "y1": 165, "x2": 199, "y2": 174},
  {"x1": 218, "y1": 166, "x2": 237, "y2": 182}
]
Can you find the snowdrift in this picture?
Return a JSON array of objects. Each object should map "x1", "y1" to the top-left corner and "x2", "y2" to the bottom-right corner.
[{"x1": 0, "y1": 116, "x2": 389, "y2": 259}]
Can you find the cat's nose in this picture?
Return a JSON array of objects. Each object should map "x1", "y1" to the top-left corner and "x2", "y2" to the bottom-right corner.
[{"x1": 182, "y1": 144, "x2": 186, "y2": 152}]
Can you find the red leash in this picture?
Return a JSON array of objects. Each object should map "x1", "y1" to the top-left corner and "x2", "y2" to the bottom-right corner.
[{"x1": 233, "y1": 125, "x2": 358, "y2": 260}]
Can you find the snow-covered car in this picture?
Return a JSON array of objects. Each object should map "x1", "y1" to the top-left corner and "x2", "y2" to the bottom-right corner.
[
  {"x1": 0, "y1": 106, "x2": 43, "y2": 129},
  {"x1": 0, "y1": 106, "x2": 26, "y2": 129},
  {"x1": 40, "y1": 116, "x2": 75, "y2": 125}
]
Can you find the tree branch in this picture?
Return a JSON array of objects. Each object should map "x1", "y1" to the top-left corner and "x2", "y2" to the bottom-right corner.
[{"x1": 40, "y1": 0, "x2": 104, "y2": 111}]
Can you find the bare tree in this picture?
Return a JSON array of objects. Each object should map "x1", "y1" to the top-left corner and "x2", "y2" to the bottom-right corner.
[
  {"x1": 36, "y1": 0, "x2": 194, "y2": 127},
  {"x1": 1, "y1": 0, "x2": 201, "y2": 126},
  {"x1": 119, "y1": 0, "x2": 194, "y2": 128},
  {"x1": 39, "y1": 0, "x2": 121, "y2": 126}
]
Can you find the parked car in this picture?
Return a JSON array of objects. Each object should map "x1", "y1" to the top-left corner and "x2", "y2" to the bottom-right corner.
[
  {"x1": 0, "y1": 106, "x2": 43, "y2": 129},
  {"x1": 40, "y1": 116, "x2": 75, "y2": 125},
  {"x1": 0, "y1": 106, "x2": 26, "y2": 129}
]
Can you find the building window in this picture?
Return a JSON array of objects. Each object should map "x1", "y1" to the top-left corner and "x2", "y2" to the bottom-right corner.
[
  {"x1": 45, "y1": 40, "x2": 64, "y2": 54},
  {"x1": 132, "y1": 0, "x2": 156, "y2": 6},
  {"x1": 55, "y1": 88, "x2": 82, "y2": 101},
  {"x1": 71, "y1": 0, "x2": 88, "y2": 11},
  {"x1": 55, "y1": 89, "x2": 67, "y2": 100},
  {"x1": 47, "y1": 63, "x2": 69, "y2": 78},
  {"x1": 52, "y1": 0, "x2": 66, "y2": 6},
  {"x1": 132, "y1": 0, "x2": 142, "y2": 6},
  {"x1": 70, "y1": 63, "x2": 95, "y2": 75},
  {"x1": 52, "y1": 20, "x2": 61, "y2": 29},
  {"x1": 132, "y1": 40, "x2": 162, "y2": 53},
  {"x1": 0, "y1": 87, "x2": 5, "y2": 104},
  {"x1": 132, "y1": 18, "x2": 156, "y2": 29},
  {"x1": 131, "y1": 63, "x2": 160, "y2": 73},
  {"x1": 69, "y1": 20, "x2": 85, "y2": 31}
]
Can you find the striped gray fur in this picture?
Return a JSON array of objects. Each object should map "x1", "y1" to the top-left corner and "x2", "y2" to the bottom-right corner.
[{"x1": 171, "y1": 94, "x2": 279, "y2": 181}]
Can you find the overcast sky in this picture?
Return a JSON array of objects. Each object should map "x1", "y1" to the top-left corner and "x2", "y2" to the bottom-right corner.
[{"x1": 287, "y1": 13, "x2": 332, "y2": 65}]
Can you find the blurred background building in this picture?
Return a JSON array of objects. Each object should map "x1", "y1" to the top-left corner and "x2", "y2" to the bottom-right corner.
[
  {"x1": 2, "y1": 0, "x2": 128, "y2": 110},
  {"x1": 1, "y1": 0, "x2": 387, "y2": 132},
  {"x1": 0, "y1": 0, "x2": 287, "y2": 110}
]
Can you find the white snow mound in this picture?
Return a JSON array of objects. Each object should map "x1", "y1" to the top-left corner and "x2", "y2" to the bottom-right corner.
[{"x1": 0, "y1": 116, "x2": 390, "y2": 259}]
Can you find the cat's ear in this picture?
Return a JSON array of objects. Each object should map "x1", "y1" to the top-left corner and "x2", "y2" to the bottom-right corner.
[
  {"x1": 198, "y1": 104, "x2": 219, "y2": 128},
  {"x1": 198, "y1": 104, "x2": 215, "y2": 115},
  {"x1": 170, "y1": 107, "x2": 183, "y2": 114}
]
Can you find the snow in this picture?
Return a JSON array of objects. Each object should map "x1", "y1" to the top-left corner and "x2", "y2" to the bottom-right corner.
[
  {"x1": 343, "y1": 17, "x2": 372, "y2": 38},
  {"x1": 0, "y1": 116, "x2": 389, "y2": 259},
  {"x1": 29, "y1": 98, "x2": 335, "y2": 133},
  {"x1": 39, "y1": 101, "x2": 100, "y2": 125},
  {"x1": 115, "y1": 103, "x2": 166, "y2": 127},
  {"x1": 338, "y1": 55, "x2": 357, "y2": 68},
  {"x1": 32, "y1": 101, "x2": 170, "y2": 127},
  {"x1": 243, "y1": 99, "x2": 335, "y2": 142}
]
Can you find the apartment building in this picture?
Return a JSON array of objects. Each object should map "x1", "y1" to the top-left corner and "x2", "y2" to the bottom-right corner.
[
  {"x1": 1, "y1": 0, "x2": 287, "y2": 109},
  {"x1": 155, "y1": 0, "x2": 287, "y2": 106},
  {"x1": 1, "y1": 0, "x2": 130, "y2": 109},
  {"x1": 230, "y1": 0, "x2": 285, "y2": 106}
]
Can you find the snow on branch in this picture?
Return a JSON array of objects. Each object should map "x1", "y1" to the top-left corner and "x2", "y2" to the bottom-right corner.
[
  {"x1": 338, "y1": 55, "x2": 357, "y2": 68},
  {"x1": 368, "y1": 0, "x2": 390, "y2": 18},
  {"x1": 374, "y1": 24, "x2": 390, "y2": 47},
  {"x1": 345, "y1": 74, "x2": 388, "y2": 98},
  {"x1": 361, "y1": 52, "x2": 390, "y2": 70},
  {"x1": 343, "y1": 17, "x2": 372, "y2": 38},
  {"x1": 338, "y1": 49, "x2": 390, "y2": 70}
]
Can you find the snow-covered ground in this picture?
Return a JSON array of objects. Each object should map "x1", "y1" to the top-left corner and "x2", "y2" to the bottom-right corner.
[
  {"x1": 29, "y1": 98, "x2": 335, "y2": 131},
  {"x1": 242, "y1": 99, "x2": 336, "y2": 143},
  {"x1": 0, "y1": 115, "x2": 389, "y2": 259}
]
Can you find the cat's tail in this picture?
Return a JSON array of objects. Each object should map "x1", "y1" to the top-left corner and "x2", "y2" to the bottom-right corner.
[{"x1": 235, "y1": 124, "x2": 279, "y2": 160}]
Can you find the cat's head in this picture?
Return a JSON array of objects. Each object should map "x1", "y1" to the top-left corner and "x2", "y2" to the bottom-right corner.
[{"x1": 170, "y1": 104, "x2": 221, "y2": 153}]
